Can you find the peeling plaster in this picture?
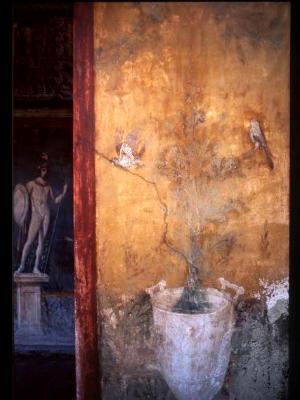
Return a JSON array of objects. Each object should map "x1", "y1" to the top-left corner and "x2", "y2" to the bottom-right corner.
[{"x1": 253, "y1": 277, "x2": 288, "y2": 324}]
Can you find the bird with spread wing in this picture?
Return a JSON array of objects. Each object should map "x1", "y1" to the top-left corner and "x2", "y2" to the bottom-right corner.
[{"x1": 113, "y1": 128, "x2": 145, "y2": 169}]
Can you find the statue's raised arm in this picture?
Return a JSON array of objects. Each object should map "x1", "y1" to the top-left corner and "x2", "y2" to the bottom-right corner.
[{"x1": 50, "y1": 183, "x2": 68, "y2": 204}]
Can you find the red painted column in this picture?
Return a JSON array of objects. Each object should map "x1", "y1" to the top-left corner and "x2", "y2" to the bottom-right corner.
[{"x1": 73, "y1": 3, "x2": 100, "y2": 399}]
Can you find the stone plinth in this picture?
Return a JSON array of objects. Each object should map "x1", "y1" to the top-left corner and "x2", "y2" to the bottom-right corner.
[{"x1": 14, "y1": 272, "x2": 49, "y2": 335}]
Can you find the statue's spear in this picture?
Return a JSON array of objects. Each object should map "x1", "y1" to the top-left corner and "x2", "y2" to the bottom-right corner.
[{"x1": 41, "y1": 174, "x2": 67, "y2": 274}]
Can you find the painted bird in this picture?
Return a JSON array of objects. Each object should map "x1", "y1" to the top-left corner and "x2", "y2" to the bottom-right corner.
[{"x1": 249, "y1": 119, "x2": 274, "y2": 170}]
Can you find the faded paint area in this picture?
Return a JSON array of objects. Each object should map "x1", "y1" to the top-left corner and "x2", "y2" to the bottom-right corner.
[
  {"x1": 258, "y1": 277, "x2": 288, "y2": 310},
  {"x1": 254, "y1": 276, "x2": 288, "y2": 324},
  {"x1": 93, "y1": 2, "x2": 289, "y2": 399},
  {"x1": 229, "y1": 298, "x2": 288, "y2": 400}
]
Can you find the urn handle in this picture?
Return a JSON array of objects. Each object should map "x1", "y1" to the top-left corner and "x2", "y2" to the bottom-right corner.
[
  {"x1": 145, "y1": 280, "x2": 167, "y2": 298},
  {"x1": 218, "y1": 277, "x2": 245, "y2": 303}
]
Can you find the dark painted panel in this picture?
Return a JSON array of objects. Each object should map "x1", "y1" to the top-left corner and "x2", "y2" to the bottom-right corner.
[
  {"x1": 13, "y1": 9, "x2": 72, "y2": 105},
  {"x1": 13, "y1": 122, "x2": 74, "y2": 291}
]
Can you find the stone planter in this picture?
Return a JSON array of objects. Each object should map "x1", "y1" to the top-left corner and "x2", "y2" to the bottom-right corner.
[{"x1": 147, "y1": 279, "x2": 244, "y2": 400}]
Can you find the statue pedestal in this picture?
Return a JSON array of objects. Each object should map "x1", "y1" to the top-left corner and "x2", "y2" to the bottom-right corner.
[{"x1": 14, "y1": 272, "x2": 49, "y2": 335}]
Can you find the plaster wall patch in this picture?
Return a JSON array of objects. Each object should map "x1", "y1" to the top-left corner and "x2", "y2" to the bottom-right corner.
[{"x1": 254, "y1": 277, "x2": 289, "y2": 324}]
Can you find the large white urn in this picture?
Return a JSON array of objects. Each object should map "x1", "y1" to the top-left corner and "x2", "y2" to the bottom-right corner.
[{"x1": 146, "y1": 278, "x2": 244, "y2": 400}]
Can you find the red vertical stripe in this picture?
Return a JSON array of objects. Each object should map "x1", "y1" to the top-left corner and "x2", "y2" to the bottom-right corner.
[{"x1": 73, "y1": 3, "x2": 100, "y2": 399}]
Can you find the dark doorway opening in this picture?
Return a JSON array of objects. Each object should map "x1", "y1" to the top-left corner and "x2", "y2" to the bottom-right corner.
[{"x1": 12, "y1": 3, "x2": 75, "y2": 399}]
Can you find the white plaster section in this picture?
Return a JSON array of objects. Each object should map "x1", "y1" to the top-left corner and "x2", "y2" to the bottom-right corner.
[
  {"x1": 254, "y1": 277, "x2": 289, "y2": 324},
  {"x1": 259, "y1": 277, "x2": 289, "y2": 310}
]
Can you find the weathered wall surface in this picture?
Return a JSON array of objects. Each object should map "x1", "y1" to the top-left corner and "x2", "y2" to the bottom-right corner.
[{"x1": 94, "y1": 3, "x2": 289, "y2": 399}]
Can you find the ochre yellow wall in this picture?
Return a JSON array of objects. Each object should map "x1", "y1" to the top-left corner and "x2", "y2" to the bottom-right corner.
[{"x1": 94, "y1": 2, "x2": 289, "y2": 306}]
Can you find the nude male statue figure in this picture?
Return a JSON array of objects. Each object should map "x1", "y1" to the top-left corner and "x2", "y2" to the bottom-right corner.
[{"x1": 16, "y1": 156, "x2": 67, "y2": 274}]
